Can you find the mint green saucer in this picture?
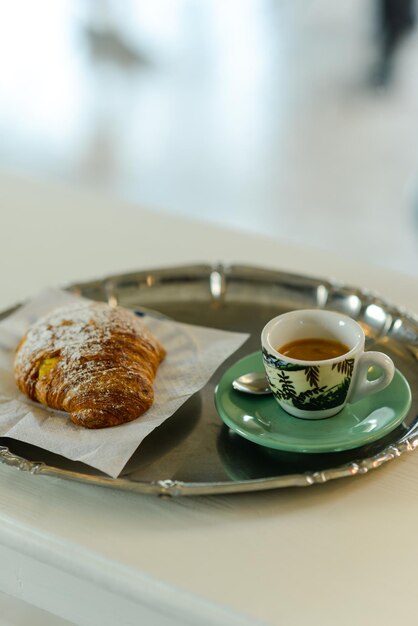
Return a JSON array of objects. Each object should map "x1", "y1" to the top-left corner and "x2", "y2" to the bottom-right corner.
[{"x1": 214, "y1": 352, "x2": 412, "y2": 453}]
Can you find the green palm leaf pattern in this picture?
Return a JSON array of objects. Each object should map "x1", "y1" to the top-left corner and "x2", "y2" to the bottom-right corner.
[
  {"x1": 332, "y1": 358, "x2": 354, "y2": 376},
  {"x1": 275, "y1": 371, "x2": 297, "y2": 400},
  {"x1": 293, "y1": 377, "x2": 351, "y2": 410},
  {"x1": 304, "y1": 365, "x2": 320, "y2": 388}
]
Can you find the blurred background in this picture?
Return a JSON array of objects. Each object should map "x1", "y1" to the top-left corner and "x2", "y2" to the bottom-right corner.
[{"x1": 0, "y1": 0, "x2": 417, "y2": 277}]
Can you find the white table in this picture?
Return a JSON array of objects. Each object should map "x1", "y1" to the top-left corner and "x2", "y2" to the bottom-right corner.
[{"x1": 1, "y1": 171, "x2": 417, "y2": 626}]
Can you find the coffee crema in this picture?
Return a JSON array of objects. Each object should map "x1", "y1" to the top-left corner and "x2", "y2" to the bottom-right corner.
[{"x1": 278, "y1": 338, "x2": 349, "y2": 361}]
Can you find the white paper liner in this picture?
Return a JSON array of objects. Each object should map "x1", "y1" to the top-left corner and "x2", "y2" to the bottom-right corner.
[{"x1": 0, "y1": 289, "x2": 249, "y2": 477}]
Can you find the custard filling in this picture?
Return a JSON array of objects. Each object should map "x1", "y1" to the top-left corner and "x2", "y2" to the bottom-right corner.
[{"x1": 38, "y1": 357, "x2": 59, "y2": 378}]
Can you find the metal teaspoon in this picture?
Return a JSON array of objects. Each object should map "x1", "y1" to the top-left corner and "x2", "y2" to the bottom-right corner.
[{"x1": 232, "y1": 372, "x2": 272, "y2": 395}]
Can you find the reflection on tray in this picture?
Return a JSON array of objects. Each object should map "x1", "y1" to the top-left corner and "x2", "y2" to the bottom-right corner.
[{"x1": 216, "y1": 422, "x2": 413, "y2": 483}]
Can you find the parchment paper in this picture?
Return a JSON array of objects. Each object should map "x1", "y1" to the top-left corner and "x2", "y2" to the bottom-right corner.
[{"x1": 0, "y1": 289, "x2": 249, "y2": 477}]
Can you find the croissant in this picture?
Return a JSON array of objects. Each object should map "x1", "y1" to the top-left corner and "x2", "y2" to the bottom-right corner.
[{"x1": 14, "y1": 302, "x2": 166, "y2": 428}]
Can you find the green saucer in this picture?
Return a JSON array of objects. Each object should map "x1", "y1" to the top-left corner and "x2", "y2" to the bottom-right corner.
[{"x1": 214, "y1": 352, "x2": 412, "y2": 453}]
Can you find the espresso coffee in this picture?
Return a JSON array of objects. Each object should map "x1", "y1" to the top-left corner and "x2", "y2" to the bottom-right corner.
[{"x1": 278, "y1": 338, "x2": 349, "y2": 361}]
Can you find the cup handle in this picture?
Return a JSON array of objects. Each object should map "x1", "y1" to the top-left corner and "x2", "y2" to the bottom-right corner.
[{"x1": 348, "y1": 351, "x2": 395, "y2": 405}]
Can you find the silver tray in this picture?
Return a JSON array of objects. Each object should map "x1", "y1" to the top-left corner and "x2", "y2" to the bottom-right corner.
[{"x1": 1, "y1": 264, "x2": 417, "y2": 496}]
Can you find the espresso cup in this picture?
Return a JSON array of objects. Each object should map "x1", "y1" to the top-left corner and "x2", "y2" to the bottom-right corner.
[{"x1": 261, "y1": 309, "x2": 395, "y2": 419}]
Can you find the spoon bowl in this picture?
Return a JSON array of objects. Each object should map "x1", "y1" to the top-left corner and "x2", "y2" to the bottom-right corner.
[{"x1": 232, "y1": 372, "x2": 271, "y2": 395}]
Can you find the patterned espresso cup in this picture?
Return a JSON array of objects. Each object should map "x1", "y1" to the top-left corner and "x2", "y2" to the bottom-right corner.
[{"x1": 261, "y1": 309, "x2": 395, "y2": 419}]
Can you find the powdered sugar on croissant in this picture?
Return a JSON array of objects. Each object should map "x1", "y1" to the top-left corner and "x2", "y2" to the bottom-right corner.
[{"x1": 14, "y1": 302, "x2": 166, "y2": 428}]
